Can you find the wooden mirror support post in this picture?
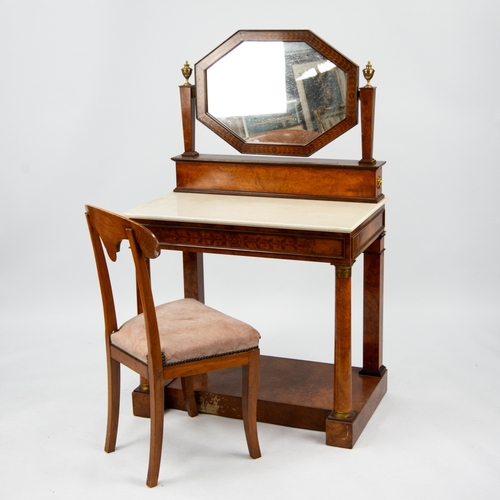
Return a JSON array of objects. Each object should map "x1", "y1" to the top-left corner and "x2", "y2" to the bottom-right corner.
[
  {"x1": 359, "y1": 61, "x2": 376, "y2": 165},
  {"x1": 180, "y1": 61, "x2": 198, "y2": 157}
]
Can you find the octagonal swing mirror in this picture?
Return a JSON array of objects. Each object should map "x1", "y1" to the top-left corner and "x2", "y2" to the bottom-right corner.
[{"x1": 194, "y1": 30, "x2": 359, "y2": 157}]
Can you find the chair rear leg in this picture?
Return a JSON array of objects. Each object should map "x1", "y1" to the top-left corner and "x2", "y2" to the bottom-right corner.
[
  {"x1": 146, "y1": 375, "x2": 165, "y2": 487},
  {"x1": 242, "y1": 349, "x2": 261, "y2": 459},
  {"x1": 181, "y1": 376, "x2": 199, "y2": 417},
  {"x1": 104, "y1": 358, "x2": 120, "y2": 453}
]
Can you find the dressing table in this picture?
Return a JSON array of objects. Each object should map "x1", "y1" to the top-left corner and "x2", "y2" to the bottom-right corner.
[{"x1": 125, "y1": 30, "x2": 387, "y2": 448}]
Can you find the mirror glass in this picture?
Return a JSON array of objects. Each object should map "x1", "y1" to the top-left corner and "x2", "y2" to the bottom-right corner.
[
  {"x1": 207, "y1": 41, "x2": 347, "y2": 145},
  {"x1": 195, "y1": 30, "x2": 358, "y2": 156}
]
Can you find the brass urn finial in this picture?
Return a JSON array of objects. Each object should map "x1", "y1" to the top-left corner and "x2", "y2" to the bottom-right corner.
[
  {"x1": 181, "y1": 61, "x2": 192, "y2": 86},
  {"x1": 363, "y1": 61, "x2": 375, "y2": 88}
]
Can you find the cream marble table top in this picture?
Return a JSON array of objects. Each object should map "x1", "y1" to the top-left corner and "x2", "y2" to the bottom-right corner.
[{"x1": 124, "y1": 192, "x2": 387, "y2": 234}]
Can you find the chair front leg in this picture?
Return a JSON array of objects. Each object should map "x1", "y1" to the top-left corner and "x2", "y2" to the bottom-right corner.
[
  {"x1": 146, "y1": 372, "x2": 165, "y2": 488},
  {"x1": 242, "y1": 349, "x2": 261, "y2": 459}
]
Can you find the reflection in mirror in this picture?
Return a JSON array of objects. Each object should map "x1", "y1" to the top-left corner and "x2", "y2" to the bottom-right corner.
[{"x1": 207, "y1": 41, "x2": 347, "y2": 145}]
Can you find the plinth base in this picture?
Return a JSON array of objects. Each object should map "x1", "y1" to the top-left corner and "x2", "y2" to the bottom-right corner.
[{"x1": 132, "y1": 355, "x2": 387, "y2": 449}]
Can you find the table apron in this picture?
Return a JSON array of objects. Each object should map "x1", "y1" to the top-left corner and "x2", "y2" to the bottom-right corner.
[{"x1": 137, "y1": 207, "x2": 384, "y2": 264}]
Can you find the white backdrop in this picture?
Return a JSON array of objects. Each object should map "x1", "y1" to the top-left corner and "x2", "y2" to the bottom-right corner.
[{"x1": 1, "y1": 1, "x2": 499, "y2": 498}]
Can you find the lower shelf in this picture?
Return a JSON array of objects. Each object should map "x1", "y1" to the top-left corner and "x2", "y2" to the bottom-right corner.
[{"x1": 132, "y1": 355, "x2": 387, "y2": 449}]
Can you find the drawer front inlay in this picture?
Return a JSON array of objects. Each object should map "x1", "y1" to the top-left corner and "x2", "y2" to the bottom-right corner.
[{"x1": 148, "y1": 224, "x2": 346, "y2": 261}]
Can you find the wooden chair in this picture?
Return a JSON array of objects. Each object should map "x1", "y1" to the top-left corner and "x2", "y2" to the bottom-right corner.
[{"x1": 85, "y1": 205, "x2": 261, "y2": 487}]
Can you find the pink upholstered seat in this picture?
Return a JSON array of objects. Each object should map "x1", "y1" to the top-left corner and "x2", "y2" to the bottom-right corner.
[{"x1": 112, "y1": 298, "x2": 261, "y2": 366}]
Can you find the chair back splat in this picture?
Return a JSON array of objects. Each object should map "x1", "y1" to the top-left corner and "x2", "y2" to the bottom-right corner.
[{"x1": 85, "y1": 205, "x2": 261, "y2": 487}]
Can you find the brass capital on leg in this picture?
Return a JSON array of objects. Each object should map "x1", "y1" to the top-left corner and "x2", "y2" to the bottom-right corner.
[{"x1": 335, "y1": 264, "x2": 352, "y2": 279}]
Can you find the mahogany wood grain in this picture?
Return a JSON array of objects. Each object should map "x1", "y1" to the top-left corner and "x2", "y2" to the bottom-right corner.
[
  {"x1": 130, "y1": 205, "x2": 386, "y2": 449},
  {"x1": 180, "y1": 252, "x2": 206, "y2": 415},
  {"x1": 104, "y1": 358, "x2": 120, "y2": 453},
  {"x1": 360, "y1": 233, "x2": 386, "y2": 376},
  {"x1": 359, "y1": 87, "x2": 376, "y2": 164},
  {"x1": 135, "y1": 207, "x2": 384, "y2": 265},
  {"x1": 194, "y1": 30, "x2": 359, "y2": 157},
  {"x1": 174, "y1": 154, "x2": 384, "y2": 203},
  {"x1": 333, "y1": 265, "x2": 353, "y2": 418},
  {"x1": 326, "y1": 366, "x2": 387, "y2": 448},
  {"x1": 179, "y1": 85, "x2": 198, "y2": 157},
  {"x1": 140, "y1": 356, "x2": 387, "y2": 449},
  {"x1": 242, "y1": 349, "x2": 261, "y2": 458},
  {"x1": 86, "y1": 206, "x2": 261, "y2": 487},
  {"x1": 352, "y1": 208, "x2": 385, "y2": 256},
  {"x1": 181, "y1": 376, "x2": 198, "y2": 417},
  {"x1": 182, "y1": 251, "x2": 204, "y2": 303},
  {"x1": 129, "y1": 29, "x2": 388, "y2": 454}
]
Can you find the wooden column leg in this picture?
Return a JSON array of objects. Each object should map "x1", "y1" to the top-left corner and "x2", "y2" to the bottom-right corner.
[
  {"x1": 333, "y1": 264, "x2": 355, "y2": 419},
  {"x1": 360, "y1": 233, "x2": 386, "y2": 377},
  {"x1": 326, "y1": 264, "x2": 356, "y2": 447},
  {"x1": 182, "y1": 251, "x2": 205, "y2": 303},
  {"x1": 180, "y1": 251, "x2": 205, "y2": 411}
]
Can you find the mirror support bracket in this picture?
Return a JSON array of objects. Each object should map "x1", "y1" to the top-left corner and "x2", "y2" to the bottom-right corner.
[
  {"x1": 180, "y1": 84, "x2": 199, "y2": 157},
  {"x1": 359, "y1": 86, "x2": 376, "y2": 165}
]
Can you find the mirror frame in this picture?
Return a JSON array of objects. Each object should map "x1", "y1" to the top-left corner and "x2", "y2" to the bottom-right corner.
[{"x1": 195, "y1": 30, "x2": 359, "y2": 157}]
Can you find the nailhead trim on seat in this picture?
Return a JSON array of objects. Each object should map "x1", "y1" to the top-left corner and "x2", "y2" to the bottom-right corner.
[{"x1": 111, "y1": 340, "x2": 259, "y2": 368}]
